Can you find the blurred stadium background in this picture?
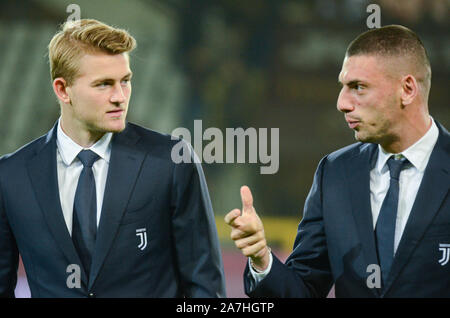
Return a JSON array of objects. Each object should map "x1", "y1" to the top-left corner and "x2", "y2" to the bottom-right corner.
[{"x1": 0, "y1": 0, "x2": 448, "y2": 298}]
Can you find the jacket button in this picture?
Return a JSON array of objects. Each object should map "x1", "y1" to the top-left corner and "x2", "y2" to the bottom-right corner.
[{"x1": 88, "y1": 292, "x2": 95, "y2": 298}]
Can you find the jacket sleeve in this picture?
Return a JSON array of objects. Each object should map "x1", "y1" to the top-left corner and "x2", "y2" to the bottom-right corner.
[
  {"x1": 244, "y1": 156, "x2": 333, "y2": 297},
  {"x1": 170, "y1": 141, "x2": 226, "y2": 297},
  {"x1": 0, "y1": 173, "x2": 19, "y2": 298}
]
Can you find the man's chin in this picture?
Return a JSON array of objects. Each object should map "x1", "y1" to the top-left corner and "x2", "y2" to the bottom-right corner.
[
  {"x1": 354, "y1": 131, "x2": 372, "y2": 143},
  {"x1": 108, "y1": 126, "x2": 126, "y2": 133},
  {"x1": 355, "y1": 130, "x2": 382, "y2": 144},
  {"x1": 103, "y1": 121, "x2": 127, "y2": 133}
]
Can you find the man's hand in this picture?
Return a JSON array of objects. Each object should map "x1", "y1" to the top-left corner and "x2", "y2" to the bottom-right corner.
[{"x1": 224, "y1": 185, "x2": 270, "y2": 271}]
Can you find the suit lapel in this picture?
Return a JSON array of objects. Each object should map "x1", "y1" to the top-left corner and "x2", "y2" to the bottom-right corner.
[
  {"x1": 383, "y1": 124, "x2": 450, "y2": 295},
  {"x1": 26, "y1": 124, "x2": 89, "y2": 287},
  {"x1": 88, "y1": 124, "x2": 146, "y2": 289},
  {"x1": 346, "y1": 143, "x2": 380, "y2": 296}
]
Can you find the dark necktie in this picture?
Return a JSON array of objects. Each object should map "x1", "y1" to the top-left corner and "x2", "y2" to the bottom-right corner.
[
  {"x1": 375, "y1": 155, "x2": 409, "y2": 285},
  {"x1": 72, "y1": 149, "x2": 100, "y2": 277}
]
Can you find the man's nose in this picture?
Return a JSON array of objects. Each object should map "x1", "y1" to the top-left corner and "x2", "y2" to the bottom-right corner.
[
  {"x1": 336, "y1": 88, "x2": 354, "y2": 113},
  {"x1": 110, "y1": 84, "x2": 126, "y2": 105}
]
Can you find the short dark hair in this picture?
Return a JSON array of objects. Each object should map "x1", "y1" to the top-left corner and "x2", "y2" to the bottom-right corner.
[{"x1": 346, "y1": 25, "x2": 431, "y2": 95}]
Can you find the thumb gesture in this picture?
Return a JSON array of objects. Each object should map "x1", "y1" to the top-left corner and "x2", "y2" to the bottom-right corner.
[{"x1": 240, "y1": 185, "x2": 255, "y2": 215}]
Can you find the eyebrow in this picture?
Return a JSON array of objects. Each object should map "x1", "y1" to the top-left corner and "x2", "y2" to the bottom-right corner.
[
  {"x1": 91, "y1": 72, "x2": 133, "y2": 84},
  {"x1": 338, "y1": 79, "x2": 365, "y2": 87}
]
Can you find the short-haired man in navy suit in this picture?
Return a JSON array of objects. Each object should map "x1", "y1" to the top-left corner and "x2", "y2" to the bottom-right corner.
[
  {"x1": 0, "y1": 19, "x2": 226, "y2": 298},
  {"x1": 226, "y1": 25, "x2": 449, "y2": 297}
]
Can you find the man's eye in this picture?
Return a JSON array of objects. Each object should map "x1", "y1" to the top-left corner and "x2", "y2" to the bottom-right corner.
[
  {"x1": 352, "y1": 84, "x2": 364, "y2": 91},
  {"x1": 121, "y1": 79, "x2": 130, "y2": 85},
  {"x1": 97, "y1": 82, "x2": 110, "y2": 87}
]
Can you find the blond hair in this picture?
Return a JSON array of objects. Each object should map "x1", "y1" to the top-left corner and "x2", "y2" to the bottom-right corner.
[{"x1": 48, "y1": 19, "x2": 136, "y2": 86}]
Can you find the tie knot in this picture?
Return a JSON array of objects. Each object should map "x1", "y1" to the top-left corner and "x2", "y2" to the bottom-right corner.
[
  {"x1": 386, "y1": 156, "x2": 409, "y2": 181},
  {"x1": 77, "y1": 150, "x2": 100, "y2": 168}
]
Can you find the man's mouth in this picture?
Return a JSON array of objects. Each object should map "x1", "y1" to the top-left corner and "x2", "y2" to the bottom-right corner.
[
  {"x1": 346, "y1": 118, "x2": 360, "y2": 129},
  {"x1": 348, "y1": 121, "x2": 359, "y2": 129},
  {"x1": 106, "y1": 109, "x2": 125, "y2": 117}
]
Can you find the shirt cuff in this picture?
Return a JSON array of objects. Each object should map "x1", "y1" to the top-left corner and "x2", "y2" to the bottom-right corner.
[{"x1": 248, "y1": 251, "x2": 273, "y2": 284}]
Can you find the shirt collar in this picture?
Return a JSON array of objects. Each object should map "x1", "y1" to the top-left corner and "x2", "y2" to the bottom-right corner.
[
  {"x1": 56, "y1": 118, "x2": 113, "y2": 166},
  {"x1": 375, "y1": 116, "x2": 439, "y2": 174}
]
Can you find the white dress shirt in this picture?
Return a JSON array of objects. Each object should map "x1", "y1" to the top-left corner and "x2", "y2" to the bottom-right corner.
[
  {"x1": 56, "y1": 119, "x2": 113, "y2": 235},
  {"x1": 370, "y1": 118, "x2": 438, "y2": 253},
  {"x1": 250, "y1": 117, "x2": 439, "y2": 282}
]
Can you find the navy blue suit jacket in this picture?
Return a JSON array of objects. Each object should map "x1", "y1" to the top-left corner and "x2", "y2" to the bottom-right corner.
[
  {"x1": 0, "y1": 122, "x2": 226, "y2": 297},
  {"x1": 245, "y1": 122, "x2": 450, "y2": 297}
]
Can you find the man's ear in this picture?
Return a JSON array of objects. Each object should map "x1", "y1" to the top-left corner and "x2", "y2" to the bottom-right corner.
[
  {"x1": 52, "y1": 78, "x2": 71, "y2": 104},
  {"x1": 400, "y1": 74, "x2": 418, "y2": 106}
]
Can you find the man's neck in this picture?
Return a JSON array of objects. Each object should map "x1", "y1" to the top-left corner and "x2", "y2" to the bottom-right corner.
[
  {"x1": 60, "y1": 118, "x2": 105, "y2": 148},
  {"x1": 381, "y1": 115, "x2": 432, "y2": 154}
]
